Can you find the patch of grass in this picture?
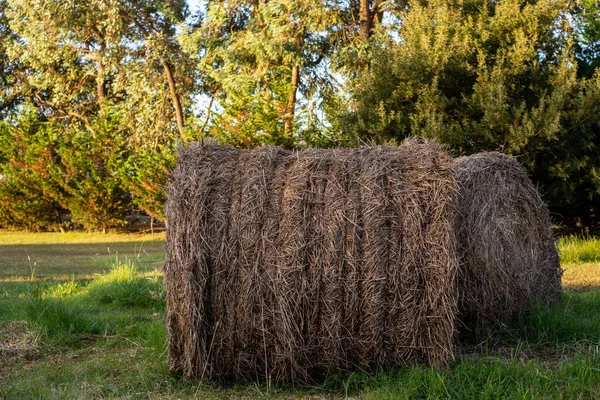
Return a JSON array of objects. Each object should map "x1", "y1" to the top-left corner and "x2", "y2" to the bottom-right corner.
[
  {"x1": 43, "y1": 280, "x2": 82, "y2": 298},
  {"x1": 4, "y1": 286, "x2": 600, "y2": 398},
  {"x1": 3, "y1": 261, "x2": 165, "y2": 349},
  {"x1": 0, "y1": 242, "x2": 165, "y2": 280},
  {"x1": 3, "y1": 344, "x2": 599, "y2": 399},
  {"x1": 559, "y1": 235, "x2": 600, "y2": 264},
  {"x1": 1, "y1": 232, "x2": 600, "y2": 398},
  {"x1": 0, "y1": 231, "x2": 165, "y2": 245},
  {"x1": 332, "y1": 351, "x2": 600, "y2": 399},
  {"x1": 0, "y1": 231, "x2": 166, "y2": 280},
  {"x1": 85, "y1": 260, "x2": 165, "y2": 308},
  {"x1": 562, "y1": 262, "x2": 600, "y2": 288},
  {"x1": 24, "y1": 296, "x2": 105, "y2": 341},
  {"x1": 510, "y1": 289, "x2": 600, "y2": 346}
]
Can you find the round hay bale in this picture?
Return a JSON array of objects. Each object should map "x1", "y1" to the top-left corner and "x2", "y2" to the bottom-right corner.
[
  {"x1": 452, "y1": 152, "x2": 562, "y2": 335},
  {"x1": 164, "y1": 144, "x2": 241, "y2": 378},
  {"x1": 164, "y1": 139, "x2": 459, "y2": 383}
]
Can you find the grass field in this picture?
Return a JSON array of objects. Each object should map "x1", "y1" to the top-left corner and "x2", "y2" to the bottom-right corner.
[{"x1": 0, "y1": 233, "x2": 599, "y2": 399}]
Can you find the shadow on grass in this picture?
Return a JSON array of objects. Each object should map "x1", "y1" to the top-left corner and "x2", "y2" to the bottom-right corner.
[{"x1": 510, "y1": 289, "x2": 600, "y2": 346}]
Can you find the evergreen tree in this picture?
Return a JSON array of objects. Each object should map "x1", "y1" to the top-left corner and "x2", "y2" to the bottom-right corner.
[
  {"x1": 0, "y1": 110, "x2": 63, "y2": 231},
  {"x1": 329, "y1": 0, "x2": 600, "y2": 217},
  {"x1": 1, "y1": 0, "x2": 599, "y2": 228},
  {"x1": 573, "y1": 0, "x2": 600, "y2": 78}
]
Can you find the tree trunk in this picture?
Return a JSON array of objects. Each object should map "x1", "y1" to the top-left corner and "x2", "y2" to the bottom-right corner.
[
  {"x1": 359, "y1": 0, "x2": 372, "y2": 41},
  {"x1": 200, "y1": 96, "x2": 214, "y2": 135},
  {"x1": 97, "y1": 59, "x2": 106, "y2": 112},
  {"x1": 55, "y1": 208, "x2": 65, "y2": 233},
  {"x1": 161, "y1": 59, "x2": 185, "y2": 138},
  {"x1": 284, "y1": 65, "x2": 300, "y2": 137}
]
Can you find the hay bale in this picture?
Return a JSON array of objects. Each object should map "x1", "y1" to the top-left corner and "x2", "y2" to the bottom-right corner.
[
  {"x1": 164, "y1": 139, "x2": 459, "y2": 383},
  {"x1": 452, "y1": 152, "x2": 562, "y2": 335}
]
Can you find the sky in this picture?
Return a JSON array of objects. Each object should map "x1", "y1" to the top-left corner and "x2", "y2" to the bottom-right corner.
[{"x1": 187, "y1": 0, "x2": 204, "y2": 16}]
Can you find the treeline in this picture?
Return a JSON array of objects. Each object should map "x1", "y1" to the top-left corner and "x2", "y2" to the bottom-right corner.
[{"x1": 1, "y1": 0, "x2": 599, "y2": 231}]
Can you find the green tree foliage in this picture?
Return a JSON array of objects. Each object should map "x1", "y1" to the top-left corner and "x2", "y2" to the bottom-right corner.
[
  {"x1": 1, "y1": 0, "x2": 196, "y2": 227},
  {"x1": 0, "y1": 109, "x2": 130, "y2": 231},
  {"x1": 183, "y1": 0, "x2": 338, "y2": 148},
  {"x1": 328, "y1": 0, "x2": 600, "y2": 216},
  {"x1": 0, "y1": 0, "x2": 599, "y2": 228},
  {"x1": 121, "y1": 144, "x2": 175, "y2": 223},
  {"x1": 40, "y1": 117, "x2": 131, "y2": 232},
  {"x1": 0, "y1": 1, "x2": 20, "y2": 118},
  {"x1": 574, "y1": 0, "x2": 600, "y2": 78},
  {"x1": 0, "y1": 113, "x2": 63, "y2": 231},
  {"x1": 4, "y1": 0, "x2": 193, "y2": 125},
  {"x1": 530, "y1": 72, "x2": 600, "y2": 218}
]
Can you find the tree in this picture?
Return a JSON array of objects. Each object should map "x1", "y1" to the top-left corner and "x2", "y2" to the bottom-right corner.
[
  {"x1": 183, "y1": 0, "x2": 337, "y2": 148},
  {"x1": 115, "y1": 0, "x2": 193, "y2": 139},
  {"x1": 121, "y1": 144, "x2": 175, "y2": 225},
  {"x1": 41, "y1": 117, "x2": 131, "y2": 232},
  {"x1": 327, "y1": 0, "x2": 600, "y2": 217},
  {"x1": 0, "y1": 0, "x2": 21, "y2": 117},
  {"x1": 1, "y1": 108, "x2": 131, "y2": 232},
  {"x1": 573, "y1": 0, "x2": 600, "y2": 78},
  {"x1": 0, "y1": 110, "x2": 63, "y2": 231},
  {"x1": 3, "y1": 0, "x2": 197, "y2": 225}
]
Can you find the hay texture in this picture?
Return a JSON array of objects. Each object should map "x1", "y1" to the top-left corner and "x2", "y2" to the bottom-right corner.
[
  {"x1": 164, "y1": 139, "x2": 458, "y2": 383},
  {"x1": 452, "y1": 152, "x2": 562, "y2": 334}
]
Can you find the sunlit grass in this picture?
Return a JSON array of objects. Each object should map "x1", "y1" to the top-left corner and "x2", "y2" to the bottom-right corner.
[
  {"x1": 85, "y1": 261, "x2": 165, "y2": 308},
  {"x1": 4, "y1": 261, "x2": 165, "y2": 348},
  {"x1": 0, "y1": 232, "x2": 165, "y2": 279},
  {"x1": 559, "y1": 235, "x2": 600, "y2": 264},
  {"x1": 562, "y1": 262, "x2": 600, "y2": 288},
  {"x1": 0, "y1": 230, "x2": 165, "y2": 245}
]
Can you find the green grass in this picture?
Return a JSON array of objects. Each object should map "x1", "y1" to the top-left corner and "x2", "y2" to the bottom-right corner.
[
  {"x1": 559, "y1": 235, "x2": 600, "y2": 263},
  {"x1": 0, "y1": 231, "x2": 599, "y2": 399},
  {"x1": 514, "y1": 291, "x2": 600, "y2": 345},
  {"x1": 84, "y1": 260, "x2": 165, "y2": 308},
  {"x1": 328, "y1": 352, "x2": 600, "y2": 399}
]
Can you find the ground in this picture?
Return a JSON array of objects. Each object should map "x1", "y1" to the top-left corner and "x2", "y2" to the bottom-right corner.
[{"x1": 0, "y1": 232, "x2": 599, "y2": 399}]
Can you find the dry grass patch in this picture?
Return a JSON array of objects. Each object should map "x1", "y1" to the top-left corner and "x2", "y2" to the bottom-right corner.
[{"x1": 562, "y1": 263, "x2": 600, "y2": 289}]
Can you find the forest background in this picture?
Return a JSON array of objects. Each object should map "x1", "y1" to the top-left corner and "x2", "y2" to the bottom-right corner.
[{"x1": 1, "y1": 0, "x2": 599, "y2": 232}]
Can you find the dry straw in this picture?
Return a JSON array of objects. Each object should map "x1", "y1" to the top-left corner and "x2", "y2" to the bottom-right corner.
[
  {"x1": 164, "y1": 142, "x2": 562, "y2": 383},
  {"x1": 164, "y1": 139, "x2": 459, "y2": 382},
  {"x1": 452, "y1": 152, "x2": 562, "y2": 335}
]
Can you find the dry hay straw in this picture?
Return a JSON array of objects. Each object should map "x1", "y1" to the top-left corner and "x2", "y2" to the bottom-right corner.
[
  {"x1": 452, "y1": 152, "x2": 562, "y2": 336},
  {"x1": 164, "y1": 139, "x2": 459, "y2": 383}
]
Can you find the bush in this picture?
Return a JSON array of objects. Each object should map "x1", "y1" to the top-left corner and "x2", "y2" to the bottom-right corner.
[
  {"x1": 120, "y1": 143, "x2": 175, "y2": 222},
  {"x1": 0, "y1": 113, "x2": 63, "y2": 231}
]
